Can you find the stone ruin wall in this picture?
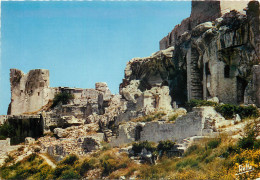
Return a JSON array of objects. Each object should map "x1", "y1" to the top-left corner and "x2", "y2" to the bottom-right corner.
[
  {"x1": 8, "y1": 68, "x2": 112, "y2": 116},
  {"x1": 111, "y1": 106, "x2": 225, "y2": 146}
]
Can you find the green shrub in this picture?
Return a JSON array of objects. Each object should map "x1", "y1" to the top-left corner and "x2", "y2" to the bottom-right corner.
[
  {"x1": 51, "y1": 92, "x2": 74, "y2": 108},
  {"x1": 100, "y1": 154, "x2": 128, "y2": 176},
  {"x1": 132, "y1": 141, "x2": 156, "y2": 155},
  {"x1": 207, "y1": 138, "x2": 221, "y2": 149},
  {"x1": 215, "y1": 104, "x2": 259, "y2": 119},
  {"x1": 133, "y1": 112, "x2": 166, "y2": 122},
  {"x1": 215, "y1": 104, "x2": 236, "y2": 119},
  {"x1": 78, "y1": 159, "x2": 95, "y2": 176},
  {"x1": 153, "y1": 112, "x2": 166, "y2": 119},
  {"x1": 60, "y1": 154, "x2": 78, "y2": 166},
  {"x1": 175, "y1": 158, "x2": 199, "y2": 170},
  {"x1": 185, "y1": 145, "x2": 200, "y2": 156},
  {"x1": 221, "y1": 145, "x2": 236, "y2": 158},
  {"x1": 238, "y1": 120, "x2": 260, "y2": 149},
  {"x1": 52, "y1": 165, "x2": 70, "y2": 179},
  {"x1": 236, "y1": 105, "x2": 259, "y2": 119},
  {"x1": 0, "y1": 122, "x2": 15, "y2": 139},
  {"x1": 157, "y1": 140, "x2": 175, "y2": 154},
  {"x1": 34, "y1": 164, "x2": 52, "y2": 180},
  {"x1": 60, "y1": 169, "x2": 80, "y2": 179}
]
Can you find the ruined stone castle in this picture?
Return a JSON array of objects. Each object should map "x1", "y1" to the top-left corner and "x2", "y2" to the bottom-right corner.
[{"x1": 0, "y1": 0, "x2": 259, "y2": 160}]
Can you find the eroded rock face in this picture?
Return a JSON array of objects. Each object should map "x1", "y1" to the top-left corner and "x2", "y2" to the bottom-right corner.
[
  {"x1": 157, "y1": 1, "x2": 259, "y2": 106},
  {"x1": 121, "y1": 47, "x2": 175, "y2": 91},
  {"x1": 159, "y1": 0, "x2": 250, "y2": 50},
  {"x1": 245, "y1": 65, "x2": 260, "y2": 106}
]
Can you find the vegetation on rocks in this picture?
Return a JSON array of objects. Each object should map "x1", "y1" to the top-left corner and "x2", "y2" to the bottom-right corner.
[
  {"x1": 132, "y1": 111, "x2": 166, "y2": 122},
  {"x1": 138, "y1": 127, "x2": 260, "y2": 179},
  {"x1": 132, "y1": 140, "x2": 176, "y2": 157},
  {"x1": 51, "y1": 92, "x2": 74, "y2": 108},
  {"x1": 1, "y1": 121, "x2": 260, "y2": 179},
  {"x1": 186, "y1": 99, "x2": 259, "y2": 120},
  {"x1": 186, "y1": 99, "x2": 218, "y2": 111},
  {"x1": 215, "y1": 104, "x2": 259, "y2": 119},
  {"x1": 0, "y1": 122, "x2": 15, "y2": 140}
]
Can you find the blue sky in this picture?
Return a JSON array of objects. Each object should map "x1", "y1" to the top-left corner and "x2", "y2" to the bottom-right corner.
[{"x1": 0, "y1": 1, "x2": 191, "y2": 115}]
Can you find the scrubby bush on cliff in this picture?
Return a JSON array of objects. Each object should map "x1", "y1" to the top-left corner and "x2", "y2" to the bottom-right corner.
[
  {"x1": 51, "y1": 92, "x2": 74, "y2": 108},
  {"x1": 132, "y1": 111, "x2": 166, "y2": 122},
  {"x1": 238, "y1": 120, "x2": 260, "y2": 150},
  {"x1": 132, "y1": 141, "x2": 156, "y2": 155},
  {"x1": 215, "y1": 104, "x2": 259, "y2": 119},
  {"x1": 60, "y1": 154, "x2": 78, "y2": 166},
  {"x1": 157, "y1": 140, "x2": 176, "y2": 154},
  {"x1": 0, "y1": 122, "x2": 15, "y2": 140}
]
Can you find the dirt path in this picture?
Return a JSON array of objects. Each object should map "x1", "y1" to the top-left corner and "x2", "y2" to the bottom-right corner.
[{"x1": 39, "y1": 154, "x2": 56, "y2": 168}]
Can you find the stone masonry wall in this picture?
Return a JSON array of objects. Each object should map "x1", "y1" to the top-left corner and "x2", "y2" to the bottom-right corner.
[{"x1": 111, "y1": 107, "x2": 225, "y2": 146}]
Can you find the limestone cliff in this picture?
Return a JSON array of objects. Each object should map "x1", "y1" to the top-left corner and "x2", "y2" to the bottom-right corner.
[{"x1": 125, "y1": 1, "x2": 260, "y2": 106}]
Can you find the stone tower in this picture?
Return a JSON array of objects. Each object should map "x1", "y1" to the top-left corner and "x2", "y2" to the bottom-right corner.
[{"x1": 9, "y1": 69, "x2": 55, "y2": 115}]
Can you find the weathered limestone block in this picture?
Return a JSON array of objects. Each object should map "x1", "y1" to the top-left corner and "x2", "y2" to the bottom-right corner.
[
  {"x1": 0, "y1": 115, "x2": 8, "y2": 125},
  {"x1": 60, "y1": 116, "x2": 84, "y2": 126},
  {"x1": 110, "y1": 122, "x2": 137, "y2": 147},
  {"x1": 53, "y1": 128, "x2": 68, "y2": 138},
  {"x1": 116, "y1": 85, "x2": 173, "y2": 124},
  {"x1": 141, "y1": 86, "x2": 173, "y2": 115},
  {"x1": 95, "y1": 82, "x2": 112, "y2": 101},
  {"x1": 47, "y1": 144, "x2": 68, "y2": 162},
  {"x1": 207, "y1": 97, "x2": 219, "y2": 103},
  {"x1": 121, "y1": 80, "x2": 142, "y2": 103},
  {"x1": 25, "y1": 137, "x2": 35, "y2": 145},
  {"x1": 0, "y1": 138, "x2": 10, "y2": 147}
]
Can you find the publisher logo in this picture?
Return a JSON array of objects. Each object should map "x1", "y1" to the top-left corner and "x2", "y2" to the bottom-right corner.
[{"x1": 235, "y1": 163, "x2": 254, "y2": 176}]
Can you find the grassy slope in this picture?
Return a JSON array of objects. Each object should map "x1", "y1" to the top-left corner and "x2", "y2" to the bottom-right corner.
[{"x1": 1, "y1": 133, "x2": 260, "y2": 179}]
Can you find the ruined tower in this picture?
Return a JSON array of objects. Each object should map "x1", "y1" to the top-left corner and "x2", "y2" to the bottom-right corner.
[{"x1": 9, "y1": 69, "x2": 56, "y2": 115}]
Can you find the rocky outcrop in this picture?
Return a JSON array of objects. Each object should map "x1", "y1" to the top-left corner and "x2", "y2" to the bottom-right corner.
[
  {"x1": 121, "y1": 47, "x2": 175, "y2": 91},
  {"x1": 159, "y1": 0, "x2": 250, "y2": 50},
  {"x1": 143, "y1": 1, "x2": 260, "y2": 106}
]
